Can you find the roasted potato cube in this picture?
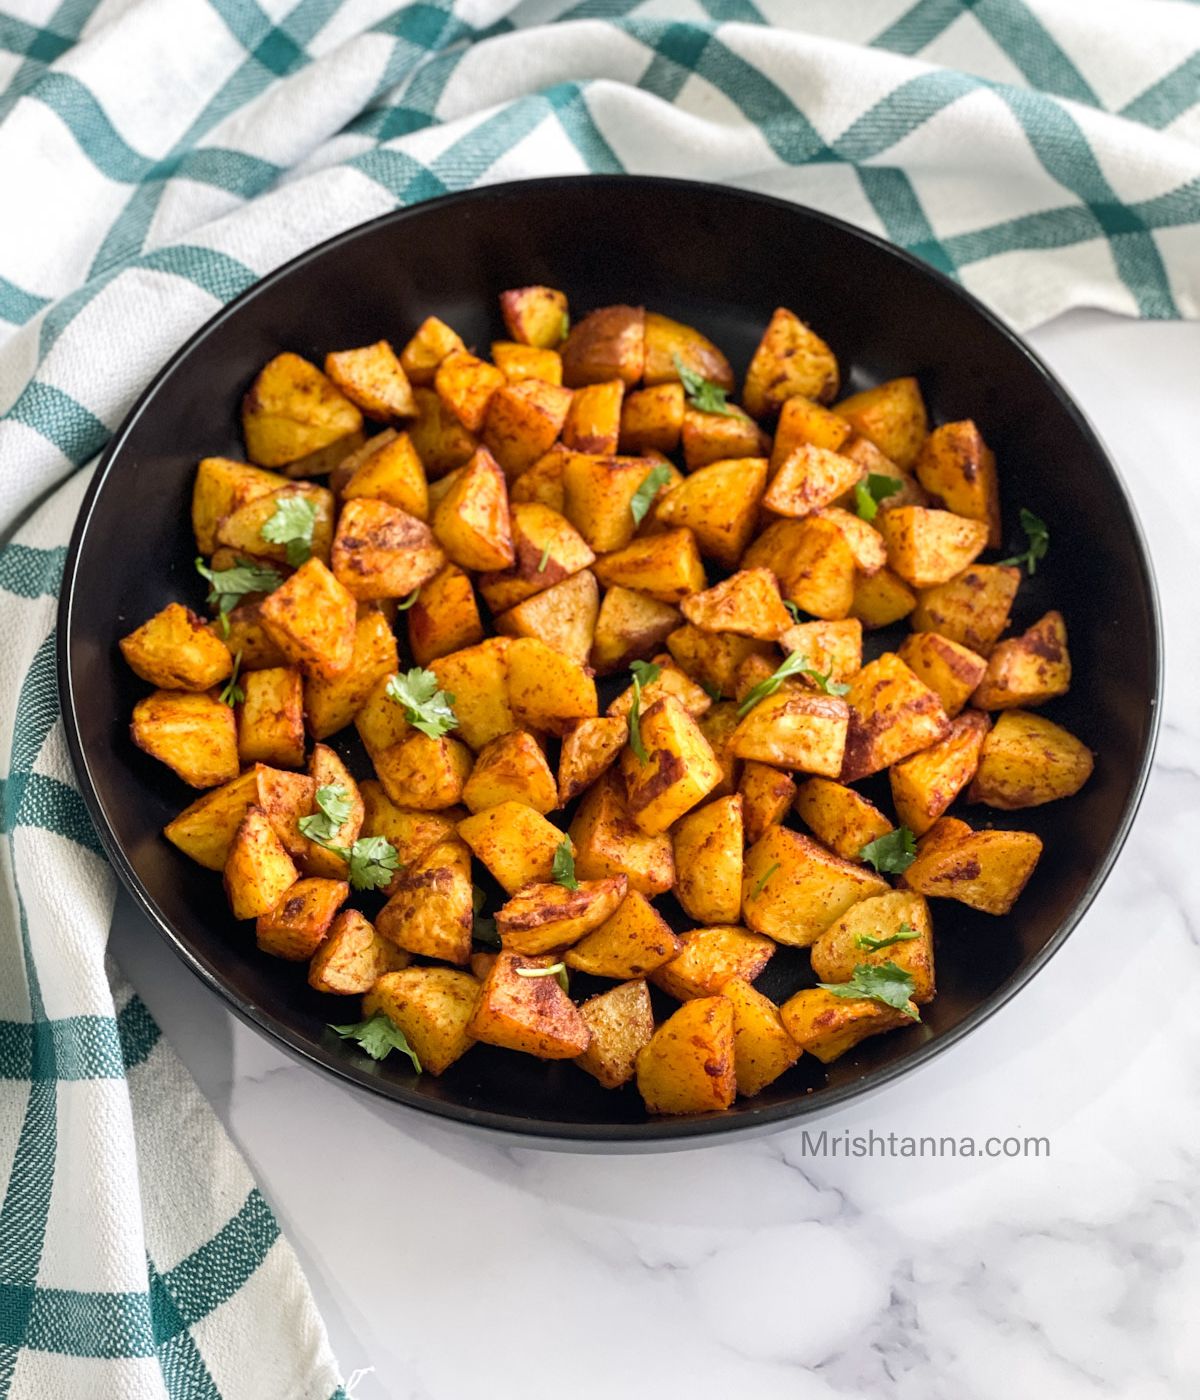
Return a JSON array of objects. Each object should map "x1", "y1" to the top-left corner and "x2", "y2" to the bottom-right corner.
[
  {"x1": 376, "y1": 837, "x2": 474, "y2": 964},
  {"x1": 408, "y1": 386, "x2": 477, "y2": 478},
  {"x1": 814, "y1": 507, "x2": 888, "y2": 575},
  {"x1": 723, "y1": 977, "x2": 801, "y2": 1096},
  {"x1": 400, "y1": 316, "x2": 466, "y2": 386},
  {"x1": 590, "y1": 586, "x2": 681, "y2": 675},
  {"x1": 430, "y1": 638, "x2": 515, "y2": 750},
  {"x1": 738, "y1": 761, "x2": 796, "y2": 845},
  {"x1": 679, "y1": 568, "x2": 792, "y2": 640},
  {"x1": 744, "y1": 516, "x2": 855, "y2": 620},
  {"x1": 374, "y1": 731, "x2": 472, "y2": 811},
  {"x1": 642, "y1": 311, "x2": 733, "y2": 388},
  {"x1": 911, "y1": 564, "x2": 1020, "y2": 656},
  {"x1": 896, "y1": 631, "x2": 986, "y2": 718},
  {"x1": 223, "y1": 804, "x2": 299, "y2": 919},
  {"x1": 242, "y1": 352, "x2": 363, "y2": 469},
  {"x1": 733, "y1": 653, "x2": 779, "y2": 706},
  {"x1": 483, "y1": 378, "x2": 573, "y2": 479},
  {"x1": 120, "y1": 602, "x2": 233, "y2": 691},
  {"x1": 303, "y1": 744, "x2": 362, "y2": 878},
  {"x1": 331, "y1": 497, "x2": 444, "y2": 602},
  {"x1": 901, "y1": 816, "x2": 1042, "y2": 914},
  {"x1": 304, "y1": 609, "x2": 398, "y2": 740},
  {"x1": 652, "y1": 923, "x2": 772, "y2": 1002},
  {"x1": 593, "y1": 528, "x2": 706, "y2": 605},
  {"x1": 325, "y1": 341, "x2": 415, "y2": 421},
  {"x1": 209, "y1": 603, "x2": 287, "y2": 670},
  {"x1": 236, "y1": 665, "x2": 304, "y2": 768},
  {"x1": 457, "y1": 802, "x2": 570, "y2": 894},
  {"x1": 763, "y1": 443, "x2": 863, "y2": 517},
  {"x1": 666, "y1": 626, "x2": 771, "y2": 701},
  {"x1": 672, "y1": 795, "x2": 744, "y2": 925},
  {"x1": 742, "y1": 826, "x2": 888, "y2": 946},
  {"x1": 621, "y1": 696, "x2": 723, "y2": 834},
  {"x1": 841, "y1": 652, "x2": 951, "y2": 782},
  {"x1": 810, "y1": 890, "x2": 935, "y2": 1004},
  {"x1": 636, "y1": 997, "x2": 735, "y2": 1115},
  {"x1": 354, "y1": 671, "x2": 411, "y2": 757},
  {"x1": 255, "y1": 765, "x2": 316, "y2": 862},
  {"x1": 837, "y1": 435, "x2": 929, "y2": 512},
  {"x1": 770, "y1": 395, "x2": 851, "y2": 462},
  {"x1": 793, "y1": 777, "x2": 893, "y2": 862},
  {"x1": 576, "y1": 980, "x2": 655, "y2": 1089},
  {"x1": 500, "y1": 285, "x2": 569, "y2": 349},
  {"x1": 680, "y1": 405, "x2": 767, "y2": 471},
  {"x1": 467, "y1": 951, "x2": 590, "y2": 1059},
  {"x1": 891, "y1": 710, "x2": 990, "y2": 835},
  {"x1": 430, "y1": 446, "x2": 514, "y2": 572},
  {"x1": 651, "y1": 456, "x2": 766, "y2": 570},
  {"x1": 568, "y1": 770, "x2": 675, "y2": 896},
  {"x1": 214, "y1": 482, "x2": 335, "y2": 567},
  {"x1": 492, "y1": 341, "x2": 563, "y2": 385},
  {"x1": 341, "y1": 430, "x2": 428, "y2": 519},
  {"x1": 620, "y1": 382, "x2": 685, "y2": 455},
  {"x1": 493, "y1": 569, "x2": 598, "y2": 667},
  {"x1": 565, "y1": 889, "x2": 680, "y2": 980},
  {"x1": 506, "y1": 637, "x2": 598, "y2": 736},
  {"x1": 968, "y1": 709, "x2": 1093, "y2": 809},
  {"x1": 563, "y1": 452, "x2": 661, "y2": 553},
  {"x1": 915, "y1": 420, "x2": 1000, "y2": 546},
  {"x1": 835, "y1": 376, "x2": 927, "y2": 470},
  {"x1": 164, "y1": 768, "x2": 260, "y2": 870},
  {"x1": 779, "y1": 618, "x2": 863, "y2": 680},
  {"x1": 729, "y1": 685, "x2": 849, "y2": 778},
  {"x1": 255, "y1": 876, "x2": 347, "y2": 960},
  {"x1": 510, "y1": 445, "x2": 567, "y2": 512},
  {"x1": 561, "y1": 380, "x2": 623, "y2": 455},
  {"x1": 780, "y1": 988, "x2": 914, "y2": 1064},
  {"x1": 555, "y1": 717, "x2": 624, "y2": 805},
  {"x1": 131, "y1": 689, "x2": 239, "y2": 788},
  {"x1": 407, "y1": 562, "x2": 484, "y2": 667},
  {"x1": 697, "y1": 700, "x2": 742, "y2": 799},
  {"x1": 878, "y1": 506, "x2": 989, "y2": 589},
  {"x1": 477, "y1": 501, "x2": 595, "y2": 614},
  {"x1": 364, "y1": 966, "x2": 479, "y2": 1075},
  {"x1": 850, "y1": 567, "x2": 917, "y2": 630},
  {"x1": 561, "y1": 304, "x2": 644, "y2": 387},
  {"x1": 611, "y1": 656, "x2": 711, "y2": 723},
  {"x1": 308, "y1": 909, "x2": 408, "y2": 994},
  {"x1": 743, "y1": 307, "x2": 839, "y2": 418},
  {"x1": 971, "y1": 610, "x2": 1071, "y2": 710},
  {"x1": 434, "y1": 349, "x2": 505, "y2": 434},
  {"x1": 496, "y1": 875, "x2": 628, "y2": 956},
  {"x1": 360, "y1": 777, "x2": 462, "y2": 860},
  {"x1": 259, "y1": 558, "x2": 356, "y2": 679},
  {"x1": 463, "y1": 730, "x2": 557, "y2": 815},
  {"x1": 192, "y1": 457, "x2": 284, "y2": 555}
]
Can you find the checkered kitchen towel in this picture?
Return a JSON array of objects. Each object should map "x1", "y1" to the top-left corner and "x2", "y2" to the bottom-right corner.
[{"x1": 1, "y1": 1, "x2": 1197, "y2": 1395}]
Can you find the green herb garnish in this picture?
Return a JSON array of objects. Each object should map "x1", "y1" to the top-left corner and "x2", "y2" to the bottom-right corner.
[
  {"x1": 386, "y1": 668, "x2": 458, "y2": 740},
  {"x1": 219, "y1": 651, "x2": 244, "y2": 707},
  {"x1": 817, "y1": 961, "x2": 919, "y2": 1020},
  {"x1": 748, "y1": 861, "x2": 780, "y2": 901},
  {"x1": 856, "y1": 923, "x2": 920, "y2": 953},
  {"x1": 396, "y1": 588, "x2": 421, "y2": 611},
  {"x1": 860, "y1": 827, "x2": 917, "y2": 875},
  {"x1": 329, "y1": 1013, "x2": 421, "y2": 1070},
  {"x1": 551, "y1": 839, "x2": 578, "y2": 891},
  {"x1": 298, "y1": 783, "x2": 353, "y2": 844},
  {"x1": 737, "y1": 652, "x2": 849, "y2": 715},
  {"x1": 195, "y1": 556, "x2": 283, "y2": 625},
  {"x1": 537, "y1": 540, "x2": 552, "y2": 573},
  {"x1": 259, "y1": 494, "x2": 318, "y2": 566},
  {"x1": 674, "y1": 353, "x2": 736, "y2": 416},
  {"x1": 1001, "y1": 508, "x2": 1049, "y2": 575},
  {"x1": 854, "y1": 473, "x2": 903, "y2": 522},
  {"x1": 783, "y1": 600, "x2": 803, "y2": 623},
  {"x1": 516, "y1": 962, "x2": 570, "y2": 994},
  {"x1": 629, "y1": 463, "x2": 674, "y2": 525},
  {"x1": 627, "y1": 659, "x2": 662, "y2": 765}
]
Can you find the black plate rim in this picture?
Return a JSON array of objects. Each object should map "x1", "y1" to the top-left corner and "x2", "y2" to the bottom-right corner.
[{"x1": 58, "y1": 174, "x2": 1163, "y2": 1148}]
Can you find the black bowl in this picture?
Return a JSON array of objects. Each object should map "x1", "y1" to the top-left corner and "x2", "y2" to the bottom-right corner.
[{"x1": 59, "y1": 176, "x2": 1161, "y2": 1148}]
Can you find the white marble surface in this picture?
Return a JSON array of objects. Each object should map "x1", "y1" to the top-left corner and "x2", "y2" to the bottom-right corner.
[{"x1": 109, "y1": 311, "x2": 1200, "y2": 1400}]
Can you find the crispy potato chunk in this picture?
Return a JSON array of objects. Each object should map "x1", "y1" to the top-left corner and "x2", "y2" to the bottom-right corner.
[
  {"x1": 302, "y1": 744, "x2": 362, "y2": 878},
  {"x1": 636, "y1": 997, "x2": 735, "y2": 1115},
  {"x1": 763, "y1": 443, "x2": 863, "y2": 517},
  {"x1": 744, "y1": 516, "x2": 855, "y2": 620},
  {"x1": 563, "y1": 452, "x2": 660, "y2": 553},
  {"x1": 811, "y1": 890, "x2": 934, "y2": 1003},
  {"x1": 724, "y1": 977, "x2": 801, "y2": 1096},
  {"x1": 576, "y1": 980, "x2": 655, "y2": 1089},
  {"x1": 672, "y1": 795, "x2": 744, "y2": 925},
  {"x1": 743, "y1": 307, "x2": 839, "y2": 417},
  {"x1": 492, "y1": 342, "x2": 562, "y2": 385},
  {"x1": 590, "y1": 586, "x2": 681, "y2": 675},
  {"x1": 325, "y1": 341, "x2": 415, "y2": 420},
  {"x1": 666, "y1": 627, "x2": 770, "y2": 702},
  {"x1": 620, "y1": 382, "x2": 685, "y2": 455},
  {"x1": 255, "y1": 766, "x2": 316, "y2": 862},
  {"x1": 400, "y1": 316, "x2": 466, "y2": 386},
  {"x1": 304, "y1": 609, "x2": 398, "y2": 740},
  {"x1": 742, "y1": 826, "x2": 888, "y2": 946},
  {"x1": 308, "y1": 909, "x2": 408, "y2": 995},
  {"x1": 835, "y1": 376, "x2": 927, "y2": 470},
  {"x1": 477, "y1": 501, "x2": 595, "y2": 614},
  {"x1": 496, "y1": 876, "x2": 628, "y2": 956},
  {"x1": 568, "y1": 770, "x2": 675, "y2": 896},
  {"x1": 771, "y1": 395, "x2": 852, "y2": 461},
  {"x1": 621, "y1": 696, "x2": 723, "y2": 835},
  {"x1": 738, "y1": 760, "x2": 796, "y2": 845},
  {"x1": 890, "y1": 710, "x2": 989, "y2": 835},
  {"x1": 259, "y1": 558, "x2": 357, "y2": 679},
  {"x1": 223, "y1": 805, "x2": 298, "y2": 919},
  {"x1": 434, "y1": 349, "x2": 505, "y2": 434},
  {"x1": 364, "y1": 966, "x2": 479, "y2": 1075},
  {"x1": 164, "y1": 768, "x2": 260, "y2": 870},
  {"x1": 376, "y1": 837, "x2": 474, "y2": 964},
  {"x1": 341, "y1": 431, "x2": 428, "y2": 519},
  {"x1": 680, "y1": 405, "x2": 767, "y2": 471},
  {"x1": 558, "y1": 715, "x2": 627, "y2": 805},
  {"x1": 652, "y1": 923, "x2": 772, "y2": 1001},
  {"x1": 431, "y1": 446, "x2": 514, "y2": 572},
  {"x1": 561, "y1": 304, "x2": 645, "y2": 387},
  {"x1": 354, "y1": 672, "x2": 411, "y2": 757},
  {"x1": 793, "y1": 777, "x2": 893, "y2": 862},
  {"x1": 643, "y1": 311, "x2": 733, "y2": 389},
  {"x1": 500, "y1": 285, "x2": 569, "y2": 349},
  {"x1": 680, "y1": 568, "x2": 792, "y2": 641},
  {"x1": 896, "y1": 631, "x2": 986, "y2": 718},
  {"x1": 837, "y1": 436, "x2": 928, "y2": 512},
  {"x1": 407, "y1": 562, "x2": 484, "y2": 667},
  {"x1": 779, "y1": 618, "x2": 863, "y2": 680},
  {"x1": 458, "y1": 802, "x2": 570, "y2": 894},
  {"x1": 915, "y1": 420, "x2": 1000, "y2": 546},
  {"x1": 911, "y1": 564, "x2": 1020, "y2": 656},
  {"x1": 121, "y1": 603, "x2": 233, "y2": 690},
  {"x1": 593, "y1": 528, "x2": 706, "y2": 605},
  {"x1": 242, "y1": 352, "x2": 363, "y2": 469},
  {"x1": 331, "y1": 497, "x2": 445, "y2": 601},
  {"x1": 652, "y1": 457, "x2": 766, "y2": 570},
  {"x1": 483, "y1": 378, "x2": 573, "y2": 479},
  {"x1": 430, "y1": 638, "x2": 515, "y2": 750},
  {"x1": 815, "y1": 507, "x2": 888, "y2": 576},
  {"x1": 878, "y1": 506, "x2": 989, "y2": 589},
  {"x1": 256, "y1": 876, "x2": 347, "y2": 960},
  {"x1": 212, "y1": 604, "x2": 286, "y2": 670},
  {"x1": 850, "y1": 567, "x2": 917, "y2": 630},
  {"x1": 968, "y1": 709, "x2": 1093, "y2": 809},
  {"x1": 494, "y1": 570, "x2": 598, "y2": 667},
  {"x1": 729, "y1": 685, "x2": 850, "y2": 778},
  {"x1": 359, "y1": 781, "x2": 461, "y2": 893},
  {"x1": 698, "y1": 700, "x2": 742, "y2": 799},
  {"x1": 841, "y1": 652, "x2": 951, "y2": 782},
  {"x1": 408, "y1": 386, "x2": 477, "y2": 478},
  {"x1": 463, "y1": 730, "x2": 557, "y2": 815},
  {"x1": 131, "y1": 689, "x2": 239, "y2": 788},
  {"x1": 374, "y1": 731, "x2": 472, "y2": 811},
  {"x1": 971, "y1": 611, "x2": 1071, "y2": 710},
  {"x1": 467, "y1": 951, "x2": 591, "y2": 1059},
  {"x1": 561, "y1": 381, "x2": 623, "y2": 455},
  {"x1": 236, "y1": 665, "x2": 305, "y2": 768},
  {"x1": 192, "y1": 457, "x2": 283, "y2": 555},
  {"x1": 780, "y1": 988, "x2": 914, "y2": 1064},
  {"x1": 566, "y1": 888, "x2": 681, "y2": 979},
  {"x1": 214, "y1": 483, "x2": 335, "y2": 567},
  {"x1": 511, "y1": 445, "x2": 567, "y2": 512},
  {"x1": 507, "y1": 637, "x2": 598, "y2": 736},
  {"x1": 902, "y1": 816, "x2": 1042, "y2": 914}
]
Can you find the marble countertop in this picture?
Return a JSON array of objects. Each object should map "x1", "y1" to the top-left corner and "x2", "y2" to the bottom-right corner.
[{"x1": 109, "y1": 310, "x2": 1199, "y2": 1400}]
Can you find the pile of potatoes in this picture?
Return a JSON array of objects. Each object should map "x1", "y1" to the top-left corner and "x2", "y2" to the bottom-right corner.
[{"x1": 119, "y1": 286, "x2": 1094, "y2": 1115}]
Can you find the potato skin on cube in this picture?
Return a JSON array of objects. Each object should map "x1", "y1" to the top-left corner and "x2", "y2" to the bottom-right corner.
[
  {"x1": 672, "y1": 795, "x2": 744, "y2": 925},
  {"x1": 724, "y1": 977, "x2": 800, "y2": 1097},
  {"x1": 576, "y1": 980, "x2": 655, "y2": 1089},
  {"x1": 223, "y1": 804, "x2": 299, "y2": 920},
  {"x1": 779, "y1": 988, "x2": 914, "y2": 1064},
  {"x1": 457, "y1": 802, "x2": 571, "y2": 894},
  {"x1": 890, "y1": 710, "x2": 989, "y2": 835},
  {"x1": 651, "y1": 924, "x2": 773, "y2": 1002},
  {"x1": 376, "y1": 837, "x2": 474, "y2": 964},
  {"x1": 840, "y1": 652, "x2": 951, "y2": 782},
  {"x1": 500, "y1": 285, "x2": 568, "y2": 350},
  {"x1": 901, "y1": 816, "x2": 1042, "y2": 914},
  {"x1": 968, "y1": 709, "x2": 1092, "y2": 809},
  {"x1": 971, "y1": 610, "x2": 1071, "y2": 710},
  {"x1": 256, "y1": 876, "x2": 348, "y2": 961},
  {"x1": 259, "y1": 558, "x2": 357, "y2": 679},
  {"x1": 741, "y1": 826, "x2": 888, "y2": 947},
  {"x1": 364, "y1": 966, "x2": 480, "y2": 1076},
  {"x1": 643, "y1": 311, "x2": 733, "y2": 390},
  {"x1": 557, "y1": 716, "x2": 627, "y2": 805},
  {"x1": 242, "y1": 352, "x2": 363, "y2": 469},
  {"x1": 131, "y1": 690, "x2": 240, "y2": 789},
  {"x1": 810, "y1": 890, "x2": 935, "y2": 1004},
  {"x1": 636, "y1": 997, "x2": 736, "y2": 1115},
  {"x1": 568, "y1": 770, "x2": 675, "y2": 897},
  {"x1": 792, "y1": 777, "x2": 893, "y2": 863},
  {"x1": 496, "y1": 876, "x2": 628, "y2": 956},
  {"x1": 565, "y1": 888, "x2": 681, "y2": 979},
  {"x1": 467, "y1": 952, "x2": 591, "y2": 1059},
  {"x1": 308, "y1": 909, "x2": 407, "y2": 995},
  {"x1": 120, "y1": 603, "x2": 233, "y2": 690},
  {"x1": 621, "y1": 695, "x2": 723, "y2": 835},
  {"x1": 561, "y1": 304, "x2": 645, "y2": 387},
  {"x1": 743, "y1": 307, "x2": 839, "y2": 418}
]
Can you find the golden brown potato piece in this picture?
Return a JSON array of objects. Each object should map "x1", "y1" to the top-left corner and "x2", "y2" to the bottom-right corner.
[
  {"x1": 566, "y1": 888, "x2": 680, "y2": 979},
  {"x1": 841, "y1": 652, "x2": 951, "y2": 782},
  {"x1": 255, "y1": 876, "x2": 347, "y2": 960},
  {"x1": 593, "y1": 528, "x2": 706, "y2": 605},
  {"x1": 259, "y1": 558, "x2": 357, "y2": 679},
  {"x1": 496, "y1": 875, "x2": 628, "y2": 956},
  {"x1": 213, "y1": 482, "x2": 334, "y2": 567},
  {"x1": 890, "y1": 710, "x2": 990, "y2": 835},
  {"x1": 643, "y1": 311, "x2": 734, "y2": 388},
  {"x1": 308, "y1": 909, "x2": 408, "y2": 995},
  {"x1": 850, "y1": 567, "x2": 918, "y2": 630},
  {"x1": 359, "y1": 781, "x2": 462, "y2": 891},
  {"x1": 743, "y1": 307, "x2": 839, "y2": 417},
  {"x1": 742, "y1": 826, "x2": 888, "y2": 946},
  {"x1": 561, "y1": 380, "x2": 623, "y2": 455},
  {"x1": 837, "y1": 435, "x2": 929, "y2": 512},
  {"x1": 491, "y1": 342, "x2": 562, "y2": 385},
  {"x1": 254, "y1": 765, "x2": 316, "y2": 863},
  {"x1": 477, "y1": 501, "x2": 595, "y2": 614},
  {"x1": 576, "y1": 980, "x2": 655, "y2": 1089},
  {"x1": 493, "y1": 570, "x2": 598, "y2": 668},
  {"x1": 557, "y1": 716, "x2": 627, "y2": 805},
  {"x1": 665, "y1": 627, "x2": 768, "y2": 704},
  {"x1": 223, "y1": 804, "x2": 299, "y2": 919},
  {"x1": 563, "y1": 452, "x2": 665, "y2": 554},
  {"x1": 457, "y1": 801, "x2": 570, "y2": 894},
  {"x1": 242, "y1": 352, "x2": 363, "y2": 469},
  {"x1": 738, "y1": 761, "x2": 796, "y2": 845},
  {"x1": 915, "y1": 420, "x2": 1001, "y2": 546},
  {"x1": 835, "y1": 376, "x2": 927, "y2": 470},
  {"x1": 568, "y1": 770, "x2": 675, "y2": 897},
  {"x1": 878, "y1": 506, "x2": 989, "y2": 589},
  {"x1": 467, "y1": 951, "x2": 590, "y2": 1059},
  {"x1": 620, "y1": 382, "x2": 685, "y2": 455},
  {"x1": 771, "y1": 395, "x2": 852, "y2": 461},
  {"x1": 500, "y1": 285, "x2": 569, "y2": 349},
  {"x1": 408, "y1": 386, "x2": 477, "y2": 478},
  {"x1": 729, "y1": 685, "x2": 850, "y2": 779},
  {"x1": 698, "y1": 699, "x2": 742, "y2": 799},
  {"x1": 192, "y1": 457, "x2": 284, "y2": 555},
  {"x1": 236, "y1": 665, "x2": 305, "y2": 768},
  {"x1": 971, "y1": 611, "x2": 1071, "y2": 710},
  {"x1": 680, "y1": 568, "x2": 792, "y2": 641},
  {"x1": 120, "y1": 603, "x2": 233, "y2": 690},
  {"x1": 810, "y1": 890, "x2": 935, "y2": 1004},
  {"x1": 901, "y1": 816, "x2": 1042, "y2": 914},
  {"x1": 376, "y1": 837, "x2": 474, "y2": 964},
  {"x1": 506, "y1": 637, "x2": 598, "y2": 736},
  {"x1": 621, "y1": 696, "x2": 723, "y2": 835},
  {"x1": 652, "y1": 923, "x2": 773, "y2": 1001},
  {"x1": 407, "y1": 562, "x2": 484, "y2": 667},
  {"x1": 968, "y1": 709, "x2": 1093, "y2": 809},
  {"x1": 325, "y1": 341, "x2": 415, "y2": 421},
  {"x1": 341, "y1": 431, "x2": 428, "y2": 520},
  {"x1": 680, "y1": 406, "x2": 767, "y2": 471},
  {"x1": 302, "y1": 744, "x2": 362, "y2": 878},
  {"x1": 131, "y1": 689, "x2": 239, "y2": 789},
  {"x1": 672, "y1": 795, "x2": 744, "y2": 925},
  {"x1": 304, "y1": 609, "x2": 398, "y2": 740},
  {"x1": 434, "y1": 349, "x2": 505, "y2": 434},
  {"x1": 462, "y1": 730, "x2": 557, "y2": 815},
  {"x1": 778, "y1": 621, "x2": 860, "y2": 683},
  {"x1": 482, "y1": 378, "x2": 574, "y2": 479},
  {"x1": 429, "y1": 637, "x2": 515, "y2": 750},
  {"x1": 364, "y1": 966, "x2": 479, "y2": 1075},
  {"x1": 792, "y1": 777, "x2": 893, "y2": 862},
  {"x1": 814, "y1": 507, "x2": 888, "y2": 576},
  {"x1": 561, "y1": 304, "x2": 645, "y2": 387},
  {"x1": 354, "y1": 672, "x2": 412, "y2": 757},
  {"x1": 780, "y1": 988, "x2": 914, "y2": 1064},
  {"x1": 590, "y1": 586, "x2": 681, "y2": 675},
  {"x1": 636, "y1": 997, "x2": 735, "y2": 1115},
  {"x1": 374, "y1": 731, "x2": 472, "y2": 812},
  {"x1": 911, "y1": 564, "x2": 1020, "y2": 656},
  {"x1": 652, "y1": 456, "x2": 766, "y2": 570},
  {"x1": 400, "y1": 316, "x2": 466, "y2": 387},
  {"x1": 431, "y1": 446, "x2": 514, "y2": 572},
  {"x1": 330, "y1": 497, "x2": 445, "y2": 602},
  {"x1": 511, "y1": 445, "x2": 566, "y2": 512},
  {"x1": 164, "y1": 768, "x2": 261, "y2": 870},
  {"x1": 744, "y1": 516, "x2": 855, "y2": 620},
  {"x1": 763, "y1": 444, "x2": 863, "y2": 518},
  {"x1": 896, "y1": 631, "x2": 986, "y2": 718},
  {"x1": 723, "y1": 977, "x2": 801, "y2": 1097}
]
